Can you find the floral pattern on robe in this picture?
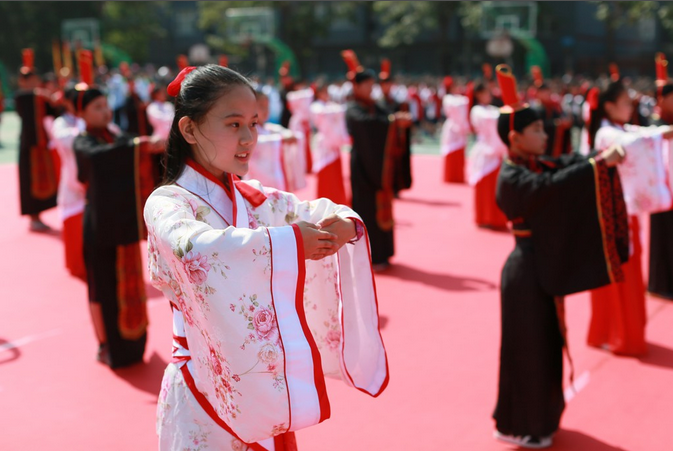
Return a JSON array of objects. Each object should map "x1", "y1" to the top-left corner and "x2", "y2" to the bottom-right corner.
[{"x1": 146, "y1": 165, "x2": 388, "y2": 450}]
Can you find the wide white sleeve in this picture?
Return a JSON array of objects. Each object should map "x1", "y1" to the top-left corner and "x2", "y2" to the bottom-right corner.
[
  {"x1": 252, "y1": 184, "x2": 389, "y2": 397},
  {"x1": 596, "y1": 126, "x2": 672, "y2": 214},
  {"x1": 145, "y1": 187, "x2": 330, "y2": 444}
]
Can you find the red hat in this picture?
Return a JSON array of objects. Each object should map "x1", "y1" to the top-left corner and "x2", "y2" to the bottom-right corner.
[
  {"x1": 177, "y1": 54, "x2": 189, "y2": 71},
  {"x1": 656, "y1": 52, "x2": 668, "y2": 85},
  {"x1": 78, "y1": 49, "x2": 95, "y2": 87},
  {"x1": 341, "y1": 49, "x2": 363, "y2": 82},
  {"x1": 219, "y1": 54, "x2": 228, "y2": 68},
  {"x1": 20, "y1": 48, "x2": 34, "y2": 75},
  {"x1": 379, "y1": 58, "x2": 391, "y2": 82},
  {"x1": 443, "y1": 76, "x2": 454, "y2": 91},
  {"x1": 482, "y1": 63, "x2": 493, "y2": 81},
  {"x1": 495, "y1": 64, "x2": 521, "y2": 111},
  {"x1": 609, "y1": 63, "x2": 620, "y2": 81},
  {"x1": 530, "y1": 65, "x2": 544, "y2": 88}
]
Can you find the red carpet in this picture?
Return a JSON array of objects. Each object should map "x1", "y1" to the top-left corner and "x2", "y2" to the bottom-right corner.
[{"x1": 1, "y1": 156, "x2": 672, "y2": 450}]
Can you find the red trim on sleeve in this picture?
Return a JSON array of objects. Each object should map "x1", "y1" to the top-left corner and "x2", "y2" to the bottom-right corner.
[
  {"x1": 291, "y1": 224, "x2": 331, "y2": 422},
  {"x1": 338, "y1": 225, "x2": 390, "y2": 398},
  {"x1": 235, "y1": 180, "x2": 268, "y2": 207}
]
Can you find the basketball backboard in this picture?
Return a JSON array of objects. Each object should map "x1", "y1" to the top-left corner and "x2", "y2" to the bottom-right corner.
[
  {"x1": 225, "y1": 7, "x2": 275, "y2": 44},
  {"x1": 62, "y1": 18, "x2": 100, "y2": 49},
  {"x1": 480, "y1": 2, "x2": 537, "y2": 39}
]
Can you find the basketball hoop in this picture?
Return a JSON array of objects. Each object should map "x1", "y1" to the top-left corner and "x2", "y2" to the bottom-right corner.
[{"x1": 487, "y1": 33, "x2": 514, "y2": 58}]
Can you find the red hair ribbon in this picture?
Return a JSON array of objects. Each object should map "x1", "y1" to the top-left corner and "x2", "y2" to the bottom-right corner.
[{"x1": 167, "y1": 66, "x2": 197, "y2": 97}]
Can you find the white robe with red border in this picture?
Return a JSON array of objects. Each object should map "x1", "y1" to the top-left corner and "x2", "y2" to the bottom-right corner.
[{"x1": 145, "y1": 164, "x2": 388, "y2": 450}]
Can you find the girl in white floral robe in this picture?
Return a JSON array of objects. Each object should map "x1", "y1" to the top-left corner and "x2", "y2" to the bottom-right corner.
[{"x1": 146, "y1": 64, "x2": 388, "y2": 451}]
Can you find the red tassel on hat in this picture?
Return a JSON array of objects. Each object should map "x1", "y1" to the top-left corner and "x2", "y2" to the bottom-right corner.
[
  {"x1": 531, "y1": 65, "x2": 544, "y2": 88},
  {"x1": 341, "y1": 50, "x2": 362, "y2": 82},
  {"x1": 482, "y1": 63, "x2": 493, "y2": 81},
  {"x1": 379, "y1": 58, "x2": 391, "y2": 81},
  {"x1": 78, "y1": 49, "x2": 94, "y2": 86},
  {"x1": 609, "y1": 63, "x2": 620, "y2": 81},
  {"x1": 495, "y1": 64, "x2": 519, "y2": 109},
  {"x1": 443, "y1": 76, "x2": 453, "y2": 92},
  {"x1": 20, "y1": 48, "x2": 34, "y2": 75},
  {"x1": 656, "y1": 52, "x2": 668, "y2": 84}
]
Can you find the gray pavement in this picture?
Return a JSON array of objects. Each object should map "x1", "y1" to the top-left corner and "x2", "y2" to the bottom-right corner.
[{"x1": 0, "y1": 111, "x2": 20, "y2": 164}]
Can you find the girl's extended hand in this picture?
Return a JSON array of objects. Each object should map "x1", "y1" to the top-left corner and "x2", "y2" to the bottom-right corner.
[
  {"x1": 316, "y1": 214, "x2": 356, "y2": 249},
  {"x1": 296, "y1": 221, "x2": 339, "y2": 260},
  {"x1": 601, "y1": 143, "x2": 626, "y2": 167}
]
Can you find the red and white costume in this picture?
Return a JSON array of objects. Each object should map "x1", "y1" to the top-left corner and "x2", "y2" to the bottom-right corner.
[
  {"x1": 145, "y1": 160, "x2": 388, "y2": 450},
  {"x1": 440, "y1": 94, "x2": 470, "y2": 183},
  {"x1": 147, "y1": 100, "x2": 175, "y2": 141},
  {"x1": 467, "y1": 105, "x2": 508, "y2": 228},
  {"x1": 309, "y1": 100, "x2": 350, "y2": 204},
  {"x1": 47, "y1": 113, "x2": 86, "y2": 278},
  {"x1": 587, "y1": 119, "x2": 673, "y2": 356},
  {"x1": 248, "y1": 124, "x2": 306, "y2": 192},
  {"x1": 287, "y1": 89, "x2": 314, "y2": 174}
]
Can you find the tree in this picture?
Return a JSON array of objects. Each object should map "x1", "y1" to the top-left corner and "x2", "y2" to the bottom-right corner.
[
  {"x1": 372, "y1": 1, "x2": 482, "y2": 74},
  {"x1": 197, "y1": 2, "x2": 358, "y2": 77},
  {"x1": 101, "y1": 2, "x2": 168, "y2": 63},
  {"x1": 593, "y1": 1, "x2": 673, "y2": 60},
  {"x1": 0, "y1": 2, "x2": 102, "y2": 74}
]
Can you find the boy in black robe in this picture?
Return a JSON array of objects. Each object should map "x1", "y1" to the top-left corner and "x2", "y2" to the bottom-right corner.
[
  {"x1": 73, "y1": 84, "x2": 163, "y2": 368},
  {"x1": 342, "y1": 50, "x2": 412, "y2": 271},
  {"x1": 492, "y1": 64, "x2": 629, "y2": 449},
  {"x1": 15, "y1": 51, "x2": 59, "y2": 231}
]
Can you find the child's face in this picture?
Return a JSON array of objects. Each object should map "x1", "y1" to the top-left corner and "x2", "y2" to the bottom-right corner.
[
  {"x1": 189, "y1": 85, "x2": 258, "y2": 178},
  {"x1": 81, "y1": 96, "x2": 112, "y2": 129},
  {"x1": 476, "y1": 89, "x2": 492, "y2": 106},
  {"x1": 353, "y1": 79, "x2": 375, "y2": 99},
  {"x1": 513, "y1": 119, "x2": 547, "y2": 155},
  {"x1": 605, "y1": 91, "x2": 633, "y2": 124}
]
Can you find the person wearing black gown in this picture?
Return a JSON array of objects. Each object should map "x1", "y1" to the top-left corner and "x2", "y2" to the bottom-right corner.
[
  {"x1": 378, "y1": 59, "x2": 412, "y2": 195},
  {"x1": 15, "y1": 51, "x2": 59, "y2": 231},
  {"x1": 73, "y1": 85, "x2": 164, "y2": 368},
  {"x1": 342, "y1": 50, "x2": 412, "y2": 271},
  {"x1": 492, "y1": 65, "x2": 629, "y2": 449}
]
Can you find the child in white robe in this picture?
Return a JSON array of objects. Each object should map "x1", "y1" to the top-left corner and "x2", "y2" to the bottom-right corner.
[{"x1": 145, "y1": 64, "x2": 388, "y2": 451}]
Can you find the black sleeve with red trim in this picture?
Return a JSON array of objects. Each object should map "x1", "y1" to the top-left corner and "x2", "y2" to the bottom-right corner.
[{"x1": 497, "y1": 157, "x2": 628, "y2": 296}]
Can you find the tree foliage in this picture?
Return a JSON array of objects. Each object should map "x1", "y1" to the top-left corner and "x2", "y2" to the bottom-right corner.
[
  {"x1": 373, "y1": 1, "x2": 482, "y2": 48},
  {"x1": 594, "y1": 1, "x2": 673, "y2": 33},
  {"x1": 101, "y1": 2, "x2": 168, "y2": 63},
  {"x1": 198, "y1": 2, "x2": 357, "y2": 56},
  {"x1": 0, "y1": 1, "x2": 101, "y2": 73}
]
